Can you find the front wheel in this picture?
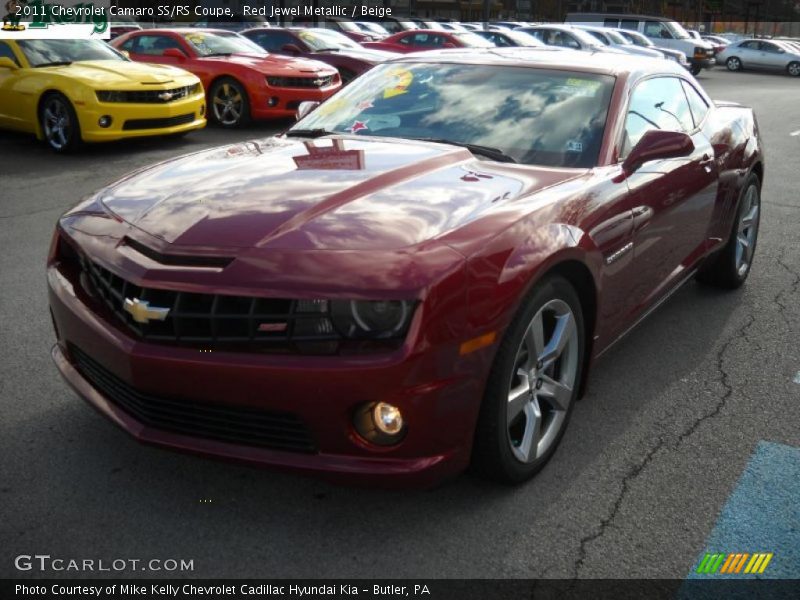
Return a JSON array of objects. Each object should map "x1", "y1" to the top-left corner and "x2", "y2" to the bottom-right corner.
[
  {"x1": 787, "y1": 61, "x2": 800, "y2": 77},
  {"x1": 471, "y1": 276, "x2": 585, "y2": 484},
  {"x1": 726, "y1": 56, "x2": 743, "y2": 71},
  {"x1": 690, "y1": 63, "x2": 702, "y2": 76},
  {"x1": 39, "y1": 93, "x2": 81, "y2": 153},
  {"x1": 209, "y1": 78, "x2": 250, "y2": 128},
  {"x1": 697, "y1": 173, "x2": 761, "y2": 289}
]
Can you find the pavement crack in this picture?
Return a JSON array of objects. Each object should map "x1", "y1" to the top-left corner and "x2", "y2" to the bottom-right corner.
[
  {"x1": 572, "y1": 313, "x2": 755, "y2": 577},
  {"x1": 775, "y1": 250, "x2": 800, "y2": 324}
]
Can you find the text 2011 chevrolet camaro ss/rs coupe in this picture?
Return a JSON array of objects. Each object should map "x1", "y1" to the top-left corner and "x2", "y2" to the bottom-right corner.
[{"x1": 48, "y1": 49, "x2": 763, "y2": 486}]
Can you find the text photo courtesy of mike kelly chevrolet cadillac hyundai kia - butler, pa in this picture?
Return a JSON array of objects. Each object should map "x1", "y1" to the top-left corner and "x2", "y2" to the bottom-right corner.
[{"x1": 1, "y1": 0, "x2": 799, "y2": 597}]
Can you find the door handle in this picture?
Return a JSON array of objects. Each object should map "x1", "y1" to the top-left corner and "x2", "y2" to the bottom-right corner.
[{"x1": 699, "y1": 154, "x2": 715, "y2": 171}]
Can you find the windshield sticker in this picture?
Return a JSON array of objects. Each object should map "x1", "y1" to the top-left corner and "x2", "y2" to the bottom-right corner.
[
  {"x1": 317, "y1": 97, "x2": 348, "y2": 116},
  {"x1": 185, "y1": 34, "x2": 205, "y2": 45},
  {"x1": 383, "y1": 68, "x2": 414, "y2": 99},
  {"x1": 356, "y1": 99, "x2": 374, "y2": 111},
  {"x1": 348, "y1": 120, "x2": 369, "y2": 134},
  {"x1": 566, "y1": 140, "x2": 583, "y2": 152}
]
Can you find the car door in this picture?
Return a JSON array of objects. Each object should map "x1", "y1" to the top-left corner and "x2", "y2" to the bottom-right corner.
[
  {"x1": 620, "y1": 76, "x2": 719, "y2": 316},
  {"x1": 735, "y1": 40, "x2": 762, "y2": 67},
  {"x1": 757, "y1": 41, "x2": 786, "y2": 70}
]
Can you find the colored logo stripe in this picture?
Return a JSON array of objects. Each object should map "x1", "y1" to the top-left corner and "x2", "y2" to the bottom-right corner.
[{"x1": 696, "y1": 552, "x2": 773, "y2": 574}]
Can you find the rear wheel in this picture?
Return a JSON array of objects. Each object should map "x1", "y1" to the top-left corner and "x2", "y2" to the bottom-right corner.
[
  {"x1": 209, "y1": 78, "x2": 250, "y2": 128},
  {"x1": 787, "y1": 61, "x2": 800, "y2": 77},
  {"x1": 690, "y1": 63, "x2": 702, "y2": 76},
  {"x1": 39, "y1": 93, "x2": 81, "y2": 153},
  {"x1": 726, "y1": 56, "x2": 743, "y2": 71},
  {"x1": 472, "y1": 276, "x2": 585, "y2": 484},
  {"x1": 697, "y1": 173, "x2": 761, "y2": 289}
]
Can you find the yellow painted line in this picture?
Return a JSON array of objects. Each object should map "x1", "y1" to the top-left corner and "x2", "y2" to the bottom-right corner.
[
  {"x1": 744, "y1": 554, "x2": 760, "y2": 573},
  {"x1": 750, "y1": 553, "x2": 766, "y2": 573},
  {"x1": 758, "y1": 553, "x2": 773, "y2": 573}
]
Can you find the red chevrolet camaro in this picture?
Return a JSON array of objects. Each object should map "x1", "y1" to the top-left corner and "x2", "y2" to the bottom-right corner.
[
  {"x1": 111, "y1": 29, "x2": 341, "y2": 126},
  {"x1": 363, "y1": 29, "x2": 495, "y2": 53},
  {"x1": 48, "y1": 49, "x2": 763, "y2": 487}
]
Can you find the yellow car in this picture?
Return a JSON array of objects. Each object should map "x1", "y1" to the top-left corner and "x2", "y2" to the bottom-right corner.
[{"x1": 0, "y1": 39, "x2": 206, "y2": 152}]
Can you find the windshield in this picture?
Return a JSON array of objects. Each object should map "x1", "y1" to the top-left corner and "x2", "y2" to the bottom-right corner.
[
  {"x1": 17, "y1": 39, "x2": 125, "y2": 66},
  {"x1": 297, "y1": 29, "x2": 361, "y2": 50},
  {"x1": 183, "y1": 31, "x2": 266, "y2": 56},
  {"x1": 665, "y1": 21, "x2": 691, "y2": 39},
  {"x1": 505, "y1": 30, "x2": 543, "y2": 46},
  {"x1": 358, "y1": 22, "x2": 389, "y2": 35},
  {"x1": 621, "y1": 31, "x2": 654, "y2": 47},
  {"x1": 291, "y1": 63, "x2": 614, "y2": 168},
  {"x1": 453, "y1": 32, "x2": 496, "y2": 47},
  {"x1": 604, "y1": 30, "x2": 628, "y2": 44},
  {"x1": 333, "y1": 20, "x2": 360, "y2": 32}
]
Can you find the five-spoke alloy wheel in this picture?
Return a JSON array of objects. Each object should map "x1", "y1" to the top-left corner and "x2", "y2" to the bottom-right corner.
[
  {"x1": 39, "y1": 93, "x2": 80, "y2": 153},
  {"x1": 209, "y1": 78, "x2": 250, "y2": 128},
  {"x1": 472, "y1": 276, "x2": 585, "y2": 483}
]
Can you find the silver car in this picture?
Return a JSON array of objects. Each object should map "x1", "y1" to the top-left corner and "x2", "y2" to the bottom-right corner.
[
  {"x1": 614, "y1": 28, "x2": 691, "y2": 68},
  {"x1": 519, "y1": 25, "x2": 625, "y2": 54},
  {"x1": 576, "y1": 25, "x2": 665, "y2": 59},
  {"x1": 717, "y1": 39, "x2": 800, "y2": 76}
]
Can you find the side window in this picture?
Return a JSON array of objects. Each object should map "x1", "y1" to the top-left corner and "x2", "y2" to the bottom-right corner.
[
  {"x1": 620, "y1": 19, "x2": 639, "y2": 30},
  {"x1": 0, "y1": 41, "x2": 19, "y2": 65},
  {"x1": 604, "y1": 18, "x2": 620, "y2": 27},
  {"x1": 644, "y1": 21, "x2": 671, "y2": 39},
  {"x1": 411, "y1": 33, "x2": 431, "y2": 46},
  {"x1": 119, "y1": 37, "x2": 136, "y2": 52},
  {"x1": 622, "y1": 77, "x2": 694, "y2": 157},
  {"x1": 430, "y1": 35, "x2": 446, "y2": 47},
  {"x1": 134, "y1": 35, "x2": 183, "y2": 56},
  {"x1": 681, "y1": 80, "x2": 709, "y2": 127},
  {"x1": 740, "y1": 41, "x2": 759, "y2": 50},
  {"x1": 556, "y1": 32, "x2": 580, "y2": 49},
  {"x1": 398, "y1": 34, "x2": 412, "y2": 46},
  {"x1": 759, "y1": 42, "x2": 779, "y2": 53}
]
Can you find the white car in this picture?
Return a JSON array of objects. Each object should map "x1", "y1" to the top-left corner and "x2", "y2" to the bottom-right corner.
[
  {"x1": 717, "y1": 39, "x2": 800, "y2": 76},
  {"x1": 614, "y1": 28, "x2": 691, "y2": 68},
  {"x1": 576, "y1": 25, "x2": 666, "y2": 59}
]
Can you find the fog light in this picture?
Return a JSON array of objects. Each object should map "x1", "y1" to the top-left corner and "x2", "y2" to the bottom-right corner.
[
  {"x1": 353, "y1": 402, "x2": 406, "y2": 446},
  {"x1": 373, "y1": 402, "x2": 403, "y2": 435},
  {"x1": 98, "y1": 115, "x2": 112, "y2": 128},
  {"x1": 199, "y1": 104, "x2": 205, "y2": 116},
  {"x1": 268, "y1": 96, "x2": 279, "y2": 107}
]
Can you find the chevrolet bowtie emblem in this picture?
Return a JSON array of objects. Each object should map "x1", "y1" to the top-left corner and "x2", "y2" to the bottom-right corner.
[
  {"x1": 158, "y1": 91, "x2": 174, "y2": 101},
  {"x1": 123, "y1": 298, "x2": 170, "y2": 324},
  {"x1": 313, "y1": 78, "x2": 324, "y2": 86}
]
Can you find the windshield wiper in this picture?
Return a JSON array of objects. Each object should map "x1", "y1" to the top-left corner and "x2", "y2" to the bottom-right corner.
[
  {"x1": 285, "y1": 128, "x2": 338, "y2": 138},
  {"x1": 411, "y1": 137, "x2": 517, "y2": 163},
  {"x1": 203, "y1": 52, "x2": 232, "y2": 57},
  {"x1": 34, "y1": 61, "x2": 72, "y2": 67}
]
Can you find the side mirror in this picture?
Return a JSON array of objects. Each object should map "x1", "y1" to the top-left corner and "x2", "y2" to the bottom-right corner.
[
  {"x1": 0, "y1": 57, "x2": 18, "y2": 70},
  {"x1": 622, "y1": 129, "x2": 694, "y2": 174},
  {"x1": 296, "y1": 100, "x2": 320, "y2": 121},
  {"x1": 162, "y1": 48, "x2": 187, "y2": 60},
  {"x1": 281, "y1": 43, "x2": 302, "y2": 55}
]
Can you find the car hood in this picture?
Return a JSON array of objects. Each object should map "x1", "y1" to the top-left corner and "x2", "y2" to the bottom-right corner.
[
  {"x1": 317, "y1": 47, "x2": 399, "y2": 62},
  {"x1": 98, "y1": 136, "x2": 584, "y2": 252},
  {"x1": 204, "y1": 52, "x2": 338, "y2": 75},
  {"x1": 44, "y1": 60, "x2": 195, "y2": 86}
]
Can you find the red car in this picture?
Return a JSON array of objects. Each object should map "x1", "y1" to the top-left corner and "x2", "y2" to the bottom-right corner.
[
  {"x1": 112, "y1": 29, "x2": 341, "y2": 126},
  {"x1": 363, "y1": 29, "x2": 495, "y2": 53},
  {"x1": 242, "y1": 27, "x2": 398, "y2": 84},
  {"x1": 48, "y1": 50, "x2": 763, "y2": 487}
]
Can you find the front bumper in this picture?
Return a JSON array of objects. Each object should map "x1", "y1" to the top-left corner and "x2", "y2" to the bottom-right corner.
[
  {"x1": 74, "y1": 93, "x2": 206, "y2": 142},
  {"x1": 248, "y1": 84, "x2": 340, "y2": 120},
  {"x1": 690, "y1": 56, "x2": 716, "y2": 70},
  {"x1": 47, "y1": 258, "x2": 485, "y2": 487}
]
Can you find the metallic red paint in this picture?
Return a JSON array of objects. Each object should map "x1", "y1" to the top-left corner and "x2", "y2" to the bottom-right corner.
[
  {"x1": 111, "y1": 29, "x2": 341, "y2": 119},
  {"x1": 47, "y1": 52, "x2": 764, "y2": 486}
]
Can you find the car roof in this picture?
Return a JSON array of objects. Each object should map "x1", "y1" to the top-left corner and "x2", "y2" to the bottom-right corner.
[
  {"x1": 390, "y1": 47, "x2": 687, "y2": 78},
  {"x1": 128, "y1": 28, "x2": 234, "y2": 35}
]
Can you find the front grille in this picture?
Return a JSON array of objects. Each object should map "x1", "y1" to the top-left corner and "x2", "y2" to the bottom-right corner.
[
  {"x1": 122, "y1": 113, "x2": 195, "y2": 131},
  {"x1": 70, "y1": 345, "x2": 316, "y2": 453},
  {"x1": 267, "y1": 75, "x2": 334, "y2": 88},
  {"x1": 80, "y1": 258, "x2": 341, "y2": 349},
  {"x1": 96, "y1": 84, "x2": 201, "y2": 104}
]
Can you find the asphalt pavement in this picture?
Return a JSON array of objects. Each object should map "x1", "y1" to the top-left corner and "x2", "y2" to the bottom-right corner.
[{"x1": 1, "y1": 67, "x2": 798, "y2": 579}]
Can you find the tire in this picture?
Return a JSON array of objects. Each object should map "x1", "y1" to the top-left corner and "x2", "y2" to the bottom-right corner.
[
  {"x1": 787, "y1": 61, "x2": 800, "y2": 77},
  {"x1": 690, "y1": 63, "x2": 702, "y2": 76},
  {"x1": 471, "y1": 276, "x2": 585, "y2": 484},
  {"x1": 39, "y1": 92, "x2": 82, "y2": 153},
  {"x1": 209, "y1": 78, "x2": 250, "y2": 128},
  {"x1": 726, "y1": 56, "x2": 743, "y2": 72},
  {"x1": 696, "y1": 173, "x2": 761, "y2": 289}
]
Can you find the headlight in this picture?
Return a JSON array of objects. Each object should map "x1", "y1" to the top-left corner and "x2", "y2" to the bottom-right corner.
[{"x1": 331, "y1": 300, "x2": 414, "y2": 339}]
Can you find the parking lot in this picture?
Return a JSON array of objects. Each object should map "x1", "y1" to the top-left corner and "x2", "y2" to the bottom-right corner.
[{"x1": 1, "y1": 66, "x2": 798, "y2": 579}]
